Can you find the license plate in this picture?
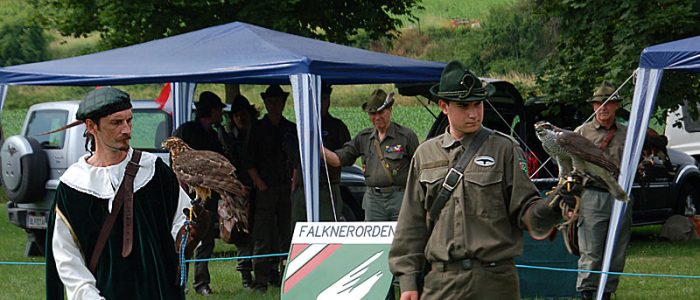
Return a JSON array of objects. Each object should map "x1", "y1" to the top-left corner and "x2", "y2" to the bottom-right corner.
[{"x1": 27, "y1": 214, "x2": 47, "y2": 229}]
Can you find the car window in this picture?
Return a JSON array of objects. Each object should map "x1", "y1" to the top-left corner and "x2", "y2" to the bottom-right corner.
[
  {"x1": 131, "y1": 109, "x2": 171, "y2": 152},
  {"x1": 25, "y1": 110, "x2": 68, "y2": 149}
]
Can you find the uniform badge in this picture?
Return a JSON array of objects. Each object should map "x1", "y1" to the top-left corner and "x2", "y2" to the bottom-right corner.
[
  {"x1": 519, "y1": 159, "x2": 528, "y2": 174},
  {"x1": 385, "y1": 144, "x2": 405, "y2": 153},
  {"x1": 474, "y1": 156, "x2": 495, "y2": 167}
]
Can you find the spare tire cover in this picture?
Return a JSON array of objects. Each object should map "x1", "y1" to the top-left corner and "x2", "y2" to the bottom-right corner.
[{"x1": 1, "y1": 136, "x2": 48, "y2": 203}]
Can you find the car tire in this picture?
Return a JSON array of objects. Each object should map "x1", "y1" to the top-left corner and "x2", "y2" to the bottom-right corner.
[
  {"x1": 677, "y1": 184, "x2": 700, "y2": 216},
  {"x1": 1, "y1": 136, "x2": 49, "y2": 203}
]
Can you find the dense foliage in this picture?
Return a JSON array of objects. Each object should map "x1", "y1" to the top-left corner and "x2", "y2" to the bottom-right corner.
[
  {"x1": 536, "y1": 0, "x2": 700, "y2": 120},
  {"x1": 0, "y1": 1, "x2": 48, "y2": 67},
  {"x1": 32, "y1": 0, "x2": 422, "y2": 47}
]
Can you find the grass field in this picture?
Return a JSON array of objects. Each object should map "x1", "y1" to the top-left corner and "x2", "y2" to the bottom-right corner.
[
  {"x1": 3, "y1": 96, "x2": 700, "y2": 299},
  {"x1": 1, "y1": 197, "x2": 699, "y2": 299}
]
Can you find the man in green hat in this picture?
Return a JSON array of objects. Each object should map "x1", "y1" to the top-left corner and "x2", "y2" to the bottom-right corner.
[
  {"x1": 323, "y1": 88, "x2": 419, "y2": 222},
  {"x1": 45, "y1": 87, "x2": 195, "y2": 299},
  {"x1": 388, "y1": 61, "x2": 565, "y2": 299},
  {"x1": 573, "y1": 81, "x2": 631, "y2": 300}
]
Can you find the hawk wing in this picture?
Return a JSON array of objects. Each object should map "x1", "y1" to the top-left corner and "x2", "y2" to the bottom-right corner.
[
  {"x1": 172, "y1": 149, "x2": 245, "y2": 196},
  {"x1": 554, "y1": 130, "x2": 619, "y2": 175}
]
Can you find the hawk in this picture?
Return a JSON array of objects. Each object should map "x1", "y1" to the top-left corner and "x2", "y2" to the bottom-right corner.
[
  {"x1": 534, "y1": 121, "x2": 629, "y2": 202},
  {"x1": 162, "y1": 136, "x2": 249, "y2": 231}
]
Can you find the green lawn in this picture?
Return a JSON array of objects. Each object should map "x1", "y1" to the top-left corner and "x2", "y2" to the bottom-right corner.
[{"x1": 2, "y1": 100, "x2": 700, "y2": 299}]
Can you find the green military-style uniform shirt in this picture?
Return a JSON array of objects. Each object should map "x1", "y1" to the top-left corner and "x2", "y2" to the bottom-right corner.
[
  {"x1": 575, "y1": 119, "x2": 627, "y2": 167},
  {"x1": 335, "y1": 122, "x2": 419, "y2": 187},
  {"x1": 389, "y1": 127, "x2": 542, "y2": 292}
]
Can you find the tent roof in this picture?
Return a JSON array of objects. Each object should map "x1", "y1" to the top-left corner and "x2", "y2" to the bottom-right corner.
[
  {"x1": 639, "y1": 35, "x2": 700, "y2": 71},
  {"x1": 0, "y1": 22, "x2": 445, "y2": 86}
]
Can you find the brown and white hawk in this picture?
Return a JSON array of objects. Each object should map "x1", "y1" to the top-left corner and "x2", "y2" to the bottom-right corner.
[
  {"x1": 534, "y1": 121, "x2": 629, "y2": 202},
  {"x1": 162, "y1": 136, "x2": 249, "y2": 231}
]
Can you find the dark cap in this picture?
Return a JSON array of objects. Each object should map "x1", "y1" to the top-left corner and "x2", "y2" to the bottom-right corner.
[
  {"x1": 362, "y1": 89, "x2": 394, "y2": 113},
  {"x1": 230, "y1": 94, "x2": 255, "y2": 113},
  {"x1": 195, "y1": 91, "x2": 225, "y2": 112},
  {"x1": 260, "y1": 84, "x2": 290, "y2": 99},
  {"x1": 430, "y1": 60, "x2": 495, "y2": 102},
  {"x1": 588, "y1": 81, "x2": 621, "y2": 103},
  {"x1": 76, "y1": 87, "x2": 132, "y2": 121}
]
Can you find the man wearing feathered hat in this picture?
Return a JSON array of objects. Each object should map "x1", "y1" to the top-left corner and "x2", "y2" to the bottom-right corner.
[
  {"x1": 323, "y1": 88, "x2": 419, "y2": 222},
  {"x1": 388, "y1": 61, "x2": 564, "y2": 299},
  {"x1": 45, "y1": 87, "x2": 195, "y2": 299},
  {"x1": 573, "y1": 81, "x2": 631, "y2": 300}
]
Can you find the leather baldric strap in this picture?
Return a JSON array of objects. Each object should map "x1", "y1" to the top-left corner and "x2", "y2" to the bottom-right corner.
[
  {"x1": 89, "y1": 150, "x2": 142, "y2": 275},
  {"x1": 373, "y1": 139, "x2": 395, "y2": 186},
  {"x1": 599, "y1": 124, "x2": 617, "y2": 150},
  {"x1": 428, "y1": 128, "x2": 492, "y2": 226}
]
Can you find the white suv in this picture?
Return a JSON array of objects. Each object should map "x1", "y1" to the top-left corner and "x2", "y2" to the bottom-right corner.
[
  {"x1": 665, "y1": 102, "x2": 700, "y2": 162},
  {"x1": 1, "y1": 100, "x2": 171, "y2": 256}
]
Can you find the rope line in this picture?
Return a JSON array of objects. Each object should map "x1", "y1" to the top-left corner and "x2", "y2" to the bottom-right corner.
[{"x1": 4, "y1": 254, "x2": 700, "y2": 280}]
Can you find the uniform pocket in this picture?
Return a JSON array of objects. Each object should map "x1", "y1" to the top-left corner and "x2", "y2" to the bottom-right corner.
[
  {"x1": 463, "y1": 171, "x2": 504, "y2": 217},
  {"x1": 419, "y1": 166, "x2": 449, "y2": 210},
  {"x1": 385, "y1": 151, "x2": 405, "y2": 161}
]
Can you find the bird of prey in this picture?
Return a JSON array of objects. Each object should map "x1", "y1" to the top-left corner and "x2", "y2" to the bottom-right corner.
[
  {"x1": 162, "y1": 136, "x2": 249, "y2": 231},
  {"x1": 534, "y1": 121, "x2": 629, "y2": 202}
]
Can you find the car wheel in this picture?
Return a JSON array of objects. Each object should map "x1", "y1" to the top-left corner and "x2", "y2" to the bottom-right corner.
[
  {"x1": 677, "y1": 184, "x2": 700, "y2": 216},
  {"x1": 1, "y1": 136, "x2": 49, "y2": 203}
]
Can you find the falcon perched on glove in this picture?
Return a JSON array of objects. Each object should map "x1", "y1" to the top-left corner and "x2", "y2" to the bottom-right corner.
[
  {"x1": 162, "y1": 136, "x2": 249, "y2": 232},
  {"x1": 534, "y1": 121, "x2": 629, "y2": 202}
]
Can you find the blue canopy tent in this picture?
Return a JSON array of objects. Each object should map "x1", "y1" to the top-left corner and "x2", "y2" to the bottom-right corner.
[
  {"x1": 598, "y1": 35, "x2": 700, "y2": 300},
  {"x1": 0, "y1": 21, "x2": 445, "y2": 221}
]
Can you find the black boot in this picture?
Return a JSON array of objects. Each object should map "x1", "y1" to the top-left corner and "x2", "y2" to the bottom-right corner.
[
  {"x1": 240, "y1": 271, "x2": 253, "y2": 289},
  {"x1": 269, "y1": 269, "x2": 281, "y2": 287},
  {"x1": 581, "y1": 291, "x2": 594, "y2": 300}
]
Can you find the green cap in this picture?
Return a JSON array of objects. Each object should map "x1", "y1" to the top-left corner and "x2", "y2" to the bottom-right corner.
[
  {"x1": 588, "y1": 81, "x2": 621, "y2": 103},
  {"x1": 362, "y1": 89, "x2": 394, "y2": 112},
  {"x1": 430, "y1": 60, "x2": 495, "y2": 102},
  {"x1": 76, "y1": 87, "x2": 132, "y2": 121}
]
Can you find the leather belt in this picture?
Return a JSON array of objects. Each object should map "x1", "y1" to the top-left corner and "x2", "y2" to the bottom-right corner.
[
  {"x1": 371, "y1": 186, "x2": 404, "y2": 193},
  {"x1": 431, "y1": 258, "x2": 513, "y2": 272}
]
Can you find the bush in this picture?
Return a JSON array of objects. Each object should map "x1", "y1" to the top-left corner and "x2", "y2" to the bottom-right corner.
[{"x1": 0, "y1": 18, "x2": 49, "y2": 67}]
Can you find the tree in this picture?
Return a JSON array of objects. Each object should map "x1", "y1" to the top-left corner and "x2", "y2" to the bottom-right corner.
[
  {"x1": 536, "y1": 0, "x2": 700, "y2": 120},
  {"x1": 33, "y1": 0, "x2": 422, "y2": 48},
  {"x1": 0, "y1": 1, "x2": 48, "y2": 67}
]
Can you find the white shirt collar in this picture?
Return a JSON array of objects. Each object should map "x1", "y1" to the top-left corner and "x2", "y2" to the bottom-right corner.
[{"x1": 60, "y1": 148, "x2": 157, "y2": 199}]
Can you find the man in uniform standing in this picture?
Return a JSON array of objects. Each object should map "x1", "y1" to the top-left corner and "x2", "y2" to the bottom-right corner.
[
  {"x1": 292, "y1": 83, "x2": 351, "y2": 222},
  {"x1": 574, "y1": 81, "x2": 631, "y2": 300},
  {"x1": 389, "y1": 61, "x2": 565, "y2": 300},
  {"x1": 173, "y1": 91, "x2": 226, "y2": 296},
  {"x1": 323, "y1": 89, "x2": 419, "y2": 222},
  {"x1": 245, "y1": 85, "x2": 297, "y2": 292}
]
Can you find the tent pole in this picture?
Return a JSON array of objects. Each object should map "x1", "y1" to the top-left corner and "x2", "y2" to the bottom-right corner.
[
  {"x1": 596, "y1": 68, "x2": 664, "y2": 300},
  {"x1": 290, "y1": 74, "x2": 321, "y2": 222}
]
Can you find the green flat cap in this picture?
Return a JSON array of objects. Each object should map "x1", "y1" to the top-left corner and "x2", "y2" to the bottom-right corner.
[
  {"x1": 430, "y1": 60, "x2": 495, "y2": 102},
  {"x1": 587, "y1": 81, "x2": 621, "y2": 103},
  {"x1": 76, "y1": 87, "x2": 132, "y2": 121}
]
